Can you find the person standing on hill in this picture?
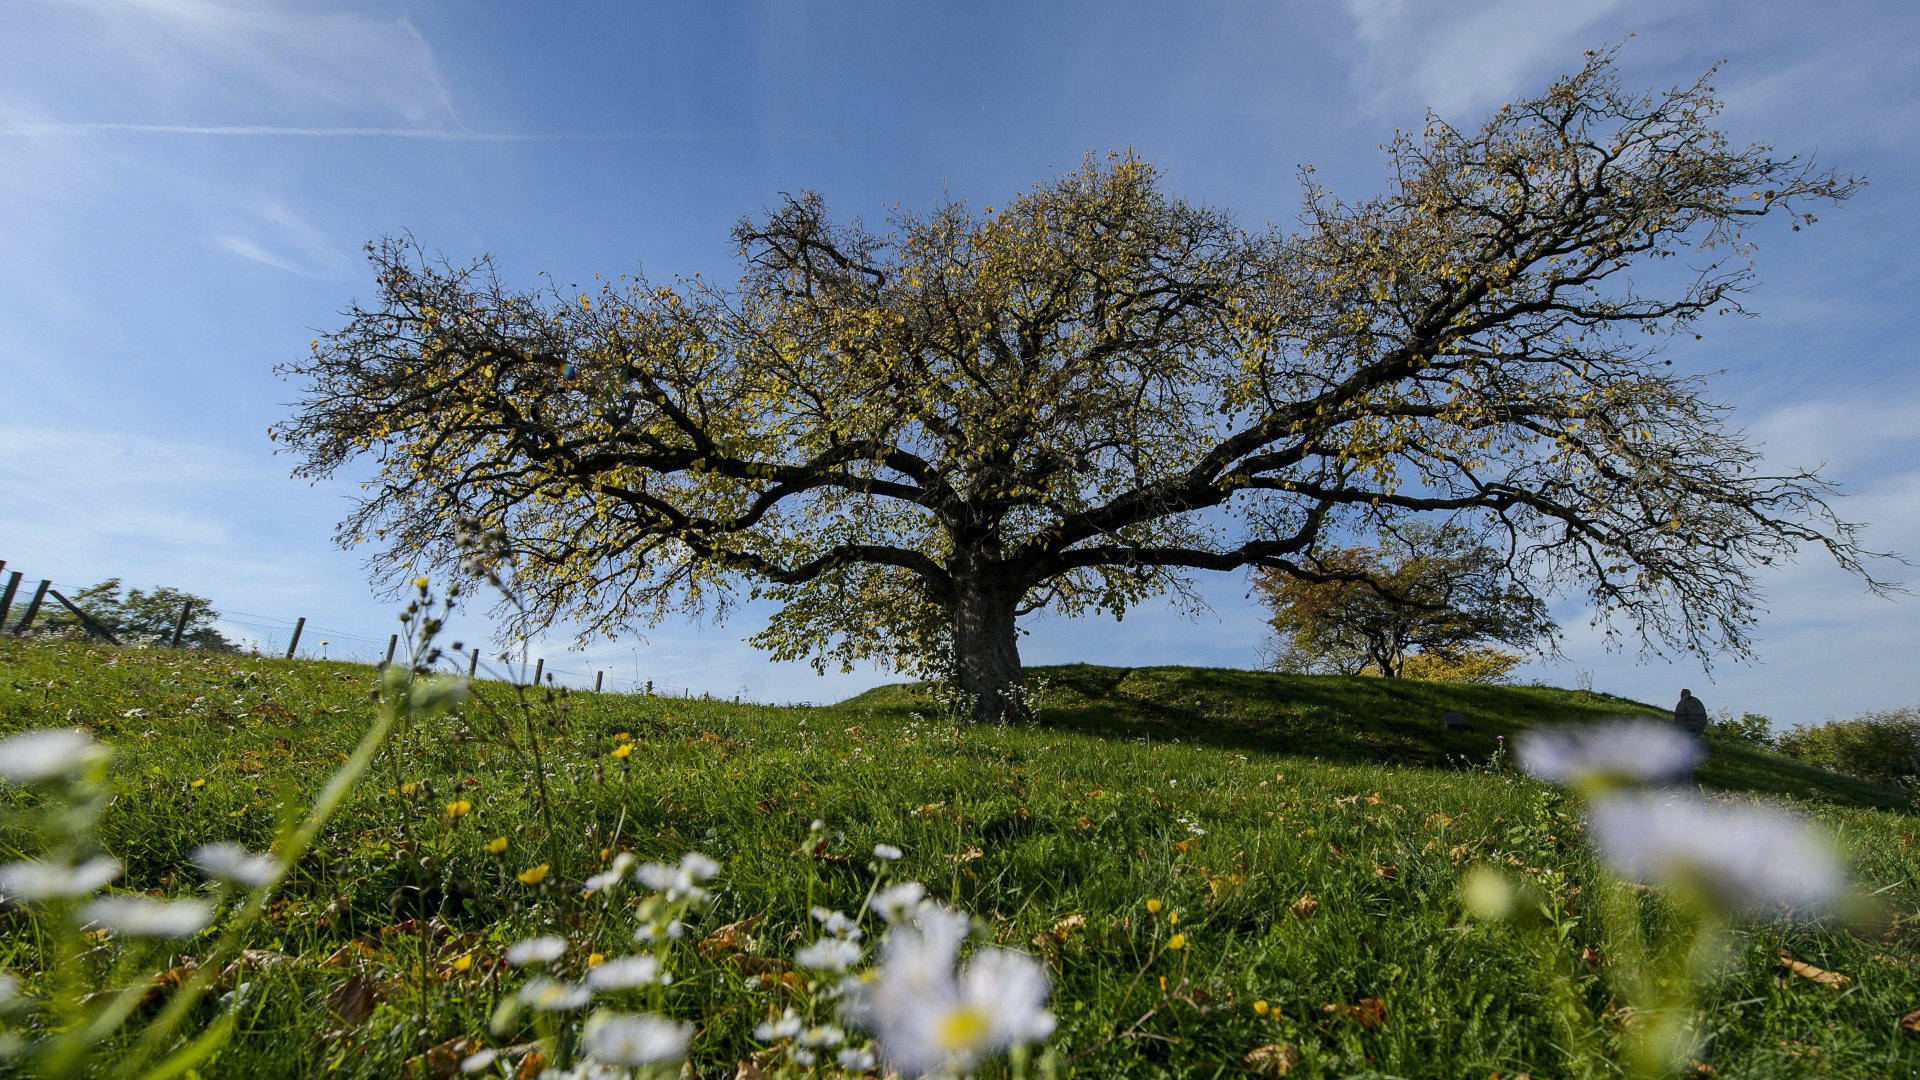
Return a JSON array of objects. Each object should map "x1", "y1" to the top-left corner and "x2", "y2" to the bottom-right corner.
[{"x1": 1674, "y1": 688, "x2": 1709, "y2": 784}]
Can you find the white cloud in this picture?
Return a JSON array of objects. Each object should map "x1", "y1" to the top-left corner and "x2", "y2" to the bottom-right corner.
[
  {"x1": 1339, "y1": 0, "x2": 1658, "y2": 116},
  {"x1": 5, "y1": 0, "x2": 459, "y2": 129}
]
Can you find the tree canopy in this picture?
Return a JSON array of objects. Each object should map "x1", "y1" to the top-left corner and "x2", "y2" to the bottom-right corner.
[
  {"x1": 277, "y1": 50, "x2": 1884, "y2": 722},
  {"x1": 33, "y1": 579, "x2": 234, "y2": 651},
  {"x1": 1255, "y1": 521, "x2": 1555, "y2": 679}
]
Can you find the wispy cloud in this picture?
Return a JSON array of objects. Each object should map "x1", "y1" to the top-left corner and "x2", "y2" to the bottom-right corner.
[
  {"x1": 1339, "y1": 0, "x2": 1655, "y2": 116},
  {"x1": 0, "y1": 122, "x2": 837, "y2": 142},
  {"x1": 5, "y1": 0, "x2": 459, "y2": 129}
]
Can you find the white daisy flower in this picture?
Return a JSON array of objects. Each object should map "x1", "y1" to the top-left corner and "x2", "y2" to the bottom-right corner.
[
  {"x1": 795, "y1": 937, "x2": 863, "y2": 973},
  {"x1": 458, "y1": 1048, "x2": 497, "y2": 1073},
  {"x1": 505, "y1": 935, "x2": 568, "y2": 967},
  {"x1": 798, "y1": 1024, "x2": 845, "y2": 1048},
  {"x1": 633, "y1": 919, "x2": 686, "y2": 943},
  {"x1": 0, "y1": 856, "x2": 122, "y2": 901},
  {"x1": 517, "y1": 977, "x2": 590, "y2": 1011},
  {"x1": 870, "y1": 882, "x2": 927, "y2": 924},
  {"x1": 191, "y1": 842, "x2": 278, "y2": 888},
  {"x1": 845, "y1": 901, "x2": 1054, "y2": 1077},
  {"x1": 754, "y1": 1007, "x2": 803, "y2": 1042},
  {"x1": 1586, "y1": 791, "x2": 1847, "y2": 914},
  {"x1": 79, "y1": 896, "x2": 214, "y2": 938},
  {"x1": 811, "y1": 906, "x2": 863, "y2": 940},
  {"x1": 837, "y1": 1047, "x2": 877, "y2": 1071},
  {"x1": 0, "y1": 729, "x2": 109, "y2": 784},
  {"x1": 584, "y1": 853, "x2": 637, "y2": 895},
  {"x1": 873, "y1": 843, "x2": 904, "y2": 861},
  {"x1": 585, "y1": 954, "x2": 664, "y2": 991},
  {"x1": 581, "y1": 1011, "x2": 692, "y2": 1066},
  {"x1": 1516, "y1": 719, "x2": 1697, "y2": 789},
  {"x1": 634, "y1": 852, "x2": 720, "y2": 903}
]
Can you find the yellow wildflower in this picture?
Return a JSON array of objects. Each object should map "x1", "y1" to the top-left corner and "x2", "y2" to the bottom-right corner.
[
  {"x1": 190, "y1": 778, "x2": 206, "y2": 790},
  {"x1": 451, "y1": 954, "x2": 473, "y2": 972},
  {"x1": 610, "y1": 743, "x2": 633, "y2": 760},
  {"x1": 517, "y1": 863, "x2": 549, "y2": 885},
  {"x1": 1167, "y1": 933, "x2": 1186, "y2": 951},
  {"x1": 1145, "y1": 898, "x2": 1163, "y2": 914},
  {"x1": 485, "y1": 836, "x2": 508, "y2": 856},
  {"x1": 1168, "y1": 910, "x2": 1179, "y2": 926},
  {"x1": 587, "y1": 952, "x2": 605, "y2": 968},
  {"x1": 1254, "y1": 999, "x2": 1270, "y2": 1016},
  {"x1": 445, "y1": 799, "x2": 472, "y2": 820}
]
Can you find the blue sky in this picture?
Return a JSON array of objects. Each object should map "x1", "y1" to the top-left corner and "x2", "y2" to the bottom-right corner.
[{"x1": 2, "y1": 0, "x2": 1915, "y2": 725}]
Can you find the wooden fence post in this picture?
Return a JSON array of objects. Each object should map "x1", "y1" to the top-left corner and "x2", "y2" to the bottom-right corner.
[
  {"x1": 469, "y1": 648, "x2": 480, "y2": 677},
  {"x1": 532, "y1": 658, "x2": 544, "y2": 686},
  {"x1": 594, "y1": 670, "x2": 604, "y2": 692},
  {"x1": 384, "y1": 634, "x2": 399, "y2": 667},
  {"x1": 13, "y1": 580, "x2": 50, "y2": 635},
  {"x1": 284, "y1": 617, "x2": 305, "y2": 659},
  {"x1": 47, "y1": 589, "x2": 122, "y2": 645},
  {"x1": 169, "y1": 600, "x2": 194, "y2": 648},
  {"x1": 0, "y1": 571, "x2": 21, "y2": 628}
]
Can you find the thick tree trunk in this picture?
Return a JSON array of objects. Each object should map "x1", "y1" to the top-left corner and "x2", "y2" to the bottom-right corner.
[{"x1": 951, "y1": 579, "x2": 1027, "y2": 724}]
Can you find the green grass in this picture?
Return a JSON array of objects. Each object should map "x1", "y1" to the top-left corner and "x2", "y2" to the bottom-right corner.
[{"x1": 3, "y1": 637, "x2": 1918, "y2": 1078}]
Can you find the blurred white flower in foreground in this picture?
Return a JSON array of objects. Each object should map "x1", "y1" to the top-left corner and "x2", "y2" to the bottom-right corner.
[
  {"x1": 811, "y1": 906, "x2": 863, "y2": 939},
  {"x1": 192, "y1": 842, "x2": 278, "y2": 888},
  {"x1": 517, "y1": 977, "x2": 590, "y2": 1011},
  {"x1": 1588, "y1": 792, "x2": 1847, "y2": 914},
  {"x1": 585, "y1": 954, "x2": 666, "y2": 991},
  {"x1": 873, "y1": 843, "x2": 904, "y2": 861},
  {"x1": 0, "y1": 729, "x2": 109, "y2": 784},
  {"x1": 795, "y1": 937, "x2": 863, "y2": 973},
  {"x1": 584, "y1": 852, "x2": 637, "y2": 895},
  {"x1": 505, "y1": 936, "x2": 568, "y2": 968},
  {"x1": 1516, "y1": 719, "x2": 1697, "y2": 788},
  {"x1": 581, "y1": 1011, "x2": 692, "y2": 1067},
  {"x1": 846, "y1": 900, "x2": 1055, "y2": 1077},
  {"x1": 79, "y1": 896, "x2": 214, "y2": 938},
  {"x1": 634, "y1": 852, "x2": 720, "y2": 903},
  {"x1": 0, "y1": 856, "x2": 122, "y2": 901},
  {"x1": 871, "y1": 882, "x2": 927, "y2": 924}
]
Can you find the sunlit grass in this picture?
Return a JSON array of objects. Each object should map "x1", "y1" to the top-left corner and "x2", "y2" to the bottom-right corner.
[{"x1": 2, "y1": 635, "x2": 1917, "y2": 1078}]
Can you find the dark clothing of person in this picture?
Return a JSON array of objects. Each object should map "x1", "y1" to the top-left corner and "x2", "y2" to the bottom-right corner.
[
  {"x1": 1674, "y1": 693, "x2": 1708, "y2": 785},
  {"x1": 1674, "y1": 695, "x2": 1708, "y2": 736}
]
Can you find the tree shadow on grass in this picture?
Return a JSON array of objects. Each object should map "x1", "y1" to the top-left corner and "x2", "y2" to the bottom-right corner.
[{"x1": 847, "y1": 664, "x2": 1909, "y2": 812}]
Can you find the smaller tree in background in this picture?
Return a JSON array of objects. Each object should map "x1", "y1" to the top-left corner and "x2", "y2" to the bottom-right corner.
[
  {"x1": 1254, "y1": 522, "x2": 1555, "y2": 680},
  {"x1": 35, "y1": 579, "x2": 236, "y2": 651}
]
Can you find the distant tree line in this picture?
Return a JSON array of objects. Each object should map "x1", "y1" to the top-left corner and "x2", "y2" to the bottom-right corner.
[{"x1": 28, "y1": 579, "x2": 236, "y2": 652}]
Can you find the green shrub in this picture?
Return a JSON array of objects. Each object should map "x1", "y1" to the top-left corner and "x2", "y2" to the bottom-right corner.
[
  {"x1": 1774, "y1": 706, "x2": 1920, "y2": 788},
  {"x1": 1705, "y1": 710, "x2": 1776, "y2": 748}
]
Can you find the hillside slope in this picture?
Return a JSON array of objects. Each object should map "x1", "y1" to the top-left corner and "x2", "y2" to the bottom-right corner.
[
  {"x1": 2, "y1": 639, "x2": 1916, "y2": 1078},
  {"x1": 846, "y1": 664, "x2": 1909, "y2": 810}
]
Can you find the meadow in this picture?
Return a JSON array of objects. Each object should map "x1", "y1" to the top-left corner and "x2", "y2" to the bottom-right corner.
[{"x1": 2, "y1": 634, "x2": 1918, "y2": 1078}]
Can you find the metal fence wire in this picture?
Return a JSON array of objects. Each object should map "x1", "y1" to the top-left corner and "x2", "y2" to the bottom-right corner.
[{"x1": 0, "y1": 562, "x2": 758, "y2": 702}]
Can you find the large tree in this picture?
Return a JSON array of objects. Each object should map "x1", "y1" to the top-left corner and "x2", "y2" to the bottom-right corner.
[
  {"x1": 277, "y1": 51, "x2": 1884, "y2": 722},
  {"x1": 1254, "y1": 522, "x2": 1555, "y2": 678}
]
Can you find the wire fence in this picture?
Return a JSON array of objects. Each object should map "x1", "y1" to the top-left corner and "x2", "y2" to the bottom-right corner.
[{"x1": 0, "y1": 558, "x2": 758, "y2": 704}]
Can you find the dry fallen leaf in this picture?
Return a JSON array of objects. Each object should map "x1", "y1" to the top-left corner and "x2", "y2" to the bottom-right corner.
[
  {"x1": 1899, "y1": 1008, "x2": 1920, "y2": 1034},
  {"x1": 697, "y1": 918, "x2": 761, "y2": 960},
  {"x1": 1031, "y1": 913, "x2": 1088, "y2": 952},
  {"x1": 948, "y1": 845, "x2": 983, "y2": 864},
  {"x1": 1780, "y1": 951, "x2": 1851, "y2": 989},
  {"x1": 1290, "y1": 892, "x2": 1319, "y2": 920},
  {"x1": 325, "y1": 974, "x2": 379, "y2": 1025},
  {"x1": 1244, "y1": 1043, "x2": 1303, "y2": 1075},
  {"x1": 1321, "y1": 996, "x2": 1387, "y2": 1029}
]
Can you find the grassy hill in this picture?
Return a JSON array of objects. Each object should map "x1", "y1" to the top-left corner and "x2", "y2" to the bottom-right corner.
[{"x1": 2, "y1": 638, "x2": 1917, "y2": 1078}]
